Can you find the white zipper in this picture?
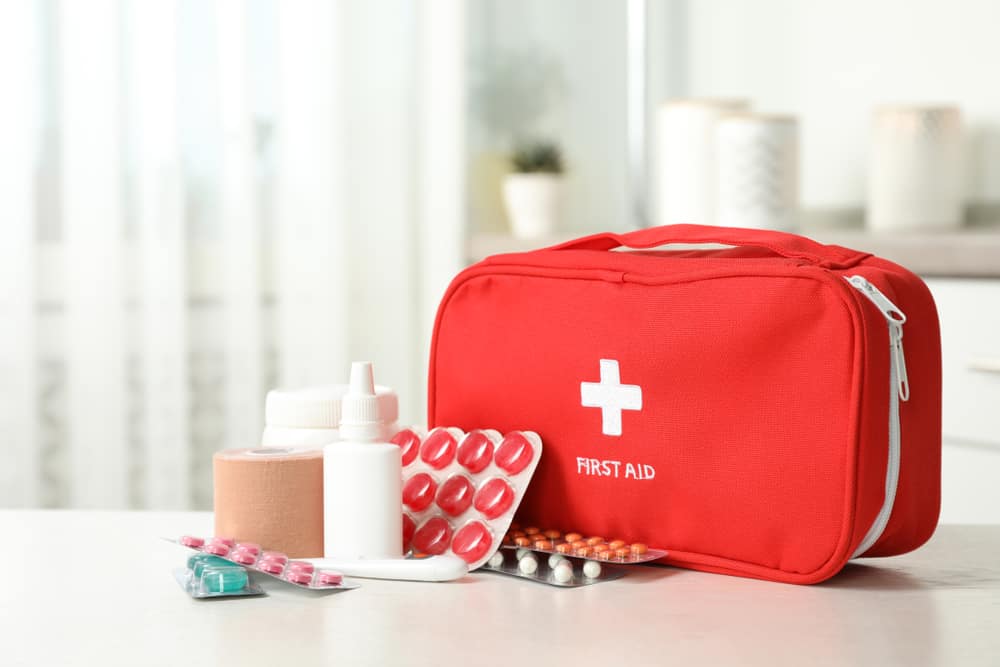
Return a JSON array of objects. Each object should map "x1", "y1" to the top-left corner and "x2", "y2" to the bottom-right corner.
[{"x1": 845, "y1": 275, "x2": 910, "y2": 558}]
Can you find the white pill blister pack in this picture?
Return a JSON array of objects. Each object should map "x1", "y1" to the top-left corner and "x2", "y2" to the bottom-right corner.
[{"x1": 482, "y1": 547, "x2": 627, "y2": 587}]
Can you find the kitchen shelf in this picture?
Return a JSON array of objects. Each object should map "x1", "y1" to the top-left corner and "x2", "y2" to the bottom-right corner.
[{"x1": 466, "y1": 227, "x2": 1000, "y2": 278}]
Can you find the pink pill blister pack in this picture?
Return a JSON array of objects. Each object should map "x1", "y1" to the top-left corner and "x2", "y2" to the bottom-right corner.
[
  {"x1": 391, "y1": 427, "x2": 543, "y2": 570},
  {"x1": 172, "y1": 536, "x2": 360, "y2": 591}
]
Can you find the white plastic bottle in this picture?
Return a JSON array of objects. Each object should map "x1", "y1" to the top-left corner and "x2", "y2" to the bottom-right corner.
[
  {"x1": 323, "y1": 362, "x2": 402, "y2": 560},
  {"x1": 262, "y1": 385, "x2": 399, "y2": 449}
]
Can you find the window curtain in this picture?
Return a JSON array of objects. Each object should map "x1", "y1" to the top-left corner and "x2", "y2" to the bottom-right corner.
[{"x1": 0, "y1": 0, "x2": 464, "y2": 509}]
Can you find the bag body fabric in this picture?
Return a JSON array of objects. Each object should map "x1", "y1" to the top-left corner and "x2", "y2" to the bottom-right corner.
[{"x1": 429, "y1": 224, "x2": 941, "y2": 584}]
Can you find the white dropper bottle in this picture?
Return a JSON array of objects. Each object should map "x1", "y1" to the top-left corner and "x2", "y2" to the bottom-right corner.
[{"x1": 323, "y1": 362, "x2": 402, "y2": 560}]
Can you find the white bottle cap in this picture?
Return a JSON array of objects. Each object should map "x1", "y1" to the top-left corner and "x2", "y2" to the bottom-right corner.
[
  {"x1": 265, "y1": 384, "x2": 398, "y2": 429},
  {"x1": 339, "y1": 362, "x2": 381, "y2": 442}
]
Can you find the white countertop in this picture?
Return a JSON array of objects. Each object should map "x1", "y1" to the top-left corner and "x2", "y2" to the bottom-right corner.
[{"x1": 3, "y1": 511, "x2": 999, "y2": 666}]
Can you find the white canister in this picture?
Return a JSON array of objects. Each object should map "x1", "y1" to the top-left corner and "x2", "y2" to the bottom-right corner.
[
  {"x1": 716, "y1": 113, "x2": 799, "y2": 231},
  {"x1": 655, "y1": 98, "x2": 750, "y2": 226},
  {"x1": 262, "y1": 384, "x2": 399, "y2": 449},
  {"x1": 868, "y1": 106, "x2": 964, "y2": 231}
]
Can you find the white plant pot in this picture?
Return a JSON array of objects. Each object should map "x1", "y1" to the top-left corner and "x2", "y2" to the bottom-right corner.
[{"x1": 503, "y1": 173, "x2": 562, "y2": 239}]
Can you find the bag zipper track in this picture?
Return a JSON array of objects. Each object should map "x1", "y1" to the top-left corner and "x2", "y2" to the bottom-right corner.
[{"x1": 846, "y1": 275, "x2": 910, "y2": 558}]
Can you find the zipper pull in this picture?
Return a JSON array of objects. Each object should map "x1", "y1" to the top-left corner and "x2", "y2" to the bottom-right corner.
[{"x1": 846, "y1": 275, "x2": 910, "y2": 401}]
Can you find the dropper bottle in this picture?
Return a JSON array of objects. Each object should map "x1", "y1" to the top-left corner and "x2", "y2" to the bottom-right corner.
[{"x1": 323, "y1": 362, "x2": 402, "y2": 560}]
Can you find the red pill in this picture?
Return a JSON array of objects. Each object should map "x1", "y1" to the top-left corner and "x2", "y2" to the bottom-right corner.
[
  {"x1": 524, "y1": 526, "x2": 540, "y2": 535},
  {"x1": 564, "y1": 533, "x2": 583, "y2": 543},
  {"x1": 411, "y1": 517, "x2": 453, "y2": 555},
  {"x1": 586, "y1": 537, "x2": 605, "y2": 546},
  {"x1": 402, "y1": 513, "x2": 416, "y2": 552},
  {"x1": 285, "y1": 570, "x2": 313, "y2": 585},
  {"x1": 402, "y1": 473, "x2": 438, "y2": 511},
  {"x1": 543, "y1": 529, "x2": 561, "y2": 540},
  {"x1": 451, "y1": 521, "x2": 494, "y2": 564},
  {"x1": 436, "y1": 475, "x2": 475, "y2": 517},
  {"x1": 230, "y1": 550, "x2": 256, "y2": 565},
  {"x1": 420, "y1": 429, "x2": 457, "y2": 469},
  {"x1": 473, "y1": 478, "x2": 515, "y2": 520},
  {"x1": 555, "y1": 543, "x2": 574, "y2": 554},
  {"x1": 514, "y1": 536, "x2": 532, "y2": 547},
  {"x1": 288, "y1": 561, "x2": 314, "y2": 574},
  {"x1": 210, "y1": 537, "x2": 236, "y2": 548},
  {"x1": 456, "y1": 431, "x2": 495, "y2": 474},
  {"x1": 317, "y1": 570, "x2": 343, "y2": 586},
  {"x1": 630, "y1": 543, "x2": 649, "y2": 555},
  {"x1": 608, "y1": 540, "x2": 627, "y2": 550},
  {"x1": 179, "y1": 535, "x2": 204, "y2": 548},
  {"x1": 258, "y1": 560, "x2": 284, "y2": 575},
  {"x1": 391, "y1": 428, "x2": 422, "y2": 468},
  {"x1": 495, "y1": 432, "x2": 535, "y2": 475}
]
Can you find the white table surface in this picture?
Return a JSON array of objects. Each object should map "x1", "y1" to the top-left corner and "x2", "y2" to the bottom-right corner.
[{"x1": 3, "y1": 511, "x2": 998, "y2": 666}]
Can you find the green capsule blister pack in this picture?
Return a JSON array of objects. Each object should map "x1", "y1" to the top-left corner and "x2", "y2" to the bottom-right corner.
[{"x1": 174, "y1": 553, "x2": 264, "y2": 599}]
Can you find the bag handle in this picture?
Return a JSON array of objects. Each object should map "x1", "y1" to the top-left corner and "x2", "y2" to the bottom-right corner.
[{"x1": 546, "y1": 224, "x2": 869, "y2": 269}]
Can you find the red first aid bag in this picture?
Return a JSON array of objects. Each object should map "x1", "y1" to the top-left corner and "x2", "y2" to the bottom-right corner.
[{"x1": 428, "y1": 224, "x2": 941, "y2": 584}]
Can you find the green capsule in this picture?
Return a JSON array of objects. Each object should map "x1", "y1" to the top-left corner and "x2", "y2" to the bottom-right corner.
[{"x1": 200, "y1": 565, "x2": 249, "y2": 594}]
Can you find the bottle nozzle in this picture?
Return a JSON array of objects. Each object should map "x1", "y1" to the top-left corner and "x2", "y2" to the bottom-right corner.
[
  {"x1": 340, "y1": 361, "x2": 380, "y2": 441},
  {"x1": 349, "y1": 361, "x2": 375, "y2": 397}
]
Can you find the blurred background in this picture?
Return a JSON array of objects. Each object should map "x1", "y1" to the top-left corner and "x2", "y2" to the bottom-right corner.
[{"x1": 1, "y1": 0, "x2": 998, "y2": 516}]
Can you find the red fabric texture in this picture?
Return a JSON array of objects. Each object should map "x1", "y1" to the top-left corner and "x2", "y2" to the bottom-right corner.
[{"x1": 429, "y1": 225, "x2": 941, "y2": 584}]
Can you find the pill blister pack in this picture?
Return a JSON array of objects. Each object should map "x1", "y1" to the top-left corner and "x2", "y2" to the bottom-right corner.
[
  {"x1": 392, "y1": 427, "x2": 543, "y2": 570},
  {"x1": 172, "y1": 536, "x2": 360, "y2": 591},
  {"x1": 482, "y1": 548, "x2": 626, "y2": 588},
  {"x1": 174, "y1": 554, "x2": 264, "y2": 599},
  {"x1": 503, "y1": 525, "x2": 667, "y2": 564}
]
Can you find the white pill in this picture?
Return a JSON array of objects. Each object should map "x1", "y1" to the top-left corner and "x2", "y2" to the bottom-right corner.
[
  {"x1": 515, "y1": 548, "x2": 532, "y2": 561},
  {"x1": 583, "y1": 560, "x2": 602, "y2": 579},
  {"x1": 487, "y1": 551, "x2": 505, "y2": 568},
  {"x1": 518, "y1": 554, "x2": 538, "y2": 575},
  {"x1": 547, "y1": 553, "x2": 566, "y2": 569},
  {"x1": 553, "y1": 562, "x2": 573, "y2": 583}
]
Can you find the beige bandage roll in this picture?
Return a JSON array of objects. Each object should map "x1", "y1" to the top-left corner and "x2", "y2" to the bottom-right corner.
[{"x1": 213, "y1": 448, "x2": 324, "y2": 558}]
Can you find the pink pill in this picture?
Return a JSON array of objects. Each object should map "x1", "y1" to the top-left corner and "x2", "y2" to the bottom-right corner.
[
  {"x1": 210, "y1": 537, "x2": 236, "y2": 547},
  {"x1": 495, "y1": 432, "x2": 535, "y2": 475},
  {"x1": 287, "y1": 560, "x2": 315, "y2": 574},
  {"x1": 179, "y1": 535, "x2": 204, "y2": 548},
  {"x1": 285, "y1": 569, "x2": 313, "y2": 585},
  {"x1": 260, "y1": 551, "x2": 287, "y2": 565},
  {"x1": 419, "y1": 428, "x2": 457, "y2": 470},
  {"x1": 235, "y1": 542, "x2": 260, "y2": 556},
  {"x1": 457, "y1": 431, "x2": 494, "y2": 474},
  {"x1": 317, "y1": 570, "x2": 343, "y2": 586},
  {"x1": 230, "y1": 550, "x2": 256, "y2": 565},
  {"x1": 258, "y1": 560, "x2": 285, "y2": 575},
  {"x1": 203, "y1": 542, "x2": 230, "y2": 556},
  {"x1": 391, "y1": 428, "x2": 422, "y2": 468}
]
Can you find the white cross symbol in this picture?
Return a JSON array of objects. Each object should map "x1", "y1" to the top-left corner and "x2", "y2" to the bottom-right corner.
[{"x1": 580, "y1": 359, "x2": 642, "y2": 436}]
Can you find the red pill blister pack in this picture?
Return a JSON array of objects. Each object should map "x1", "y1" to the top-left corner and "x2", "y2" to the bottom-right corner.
[
  {"x1": 391, "y1": 427, "x2": 543, "y2": 570},
  {"x1": 171, "y1": 535, "x2": 360, "y2": 591}
]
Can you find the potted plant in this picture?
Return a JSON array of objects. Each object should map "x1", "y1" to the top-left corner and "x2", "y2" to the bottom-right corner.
[{"x1": 502, "y1": 140, "x2": 564, "y2": 239}]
